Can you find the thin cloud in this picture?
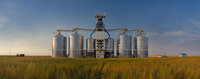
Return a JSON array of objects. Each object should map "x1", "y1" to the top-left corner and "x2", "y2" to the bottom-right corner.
[
  {"x1": 150, "y1": 30, "x2": 185, "y2": 37},
  {"x1": 149, "y1": 30, "x2": 200, "y2": 56},
  {"x1": 192, "y1": 21, "x2": 200, "y2": 29},
  {"x1": 0, "y1": 16, "x2": 9, "y2": 28},
  {"x1": 163, "y1": 31, "x2": 185, "y2": 37}
]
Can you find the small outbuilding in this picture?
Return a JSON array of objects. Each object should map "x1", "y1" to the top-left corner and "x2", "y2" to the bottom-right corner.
[
  {"x1": 178, "y1": 53, "x2": 187, "y2": 57},
  {"x1": 16, "y1": 54, "x2": 25, "y2": 57}
]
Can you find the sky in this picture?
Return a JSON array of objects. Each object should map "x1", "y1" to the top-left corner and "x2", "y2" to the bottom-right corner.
[{"x1": 0, "y1": 0, "x2": 200, "y2": 56}]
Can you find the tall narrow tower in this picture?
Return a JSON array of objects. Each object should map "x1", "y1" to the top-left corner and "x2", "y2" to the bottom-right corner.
[{"x1": 95, "y1": 13, "x2": 106, "y2": 58}]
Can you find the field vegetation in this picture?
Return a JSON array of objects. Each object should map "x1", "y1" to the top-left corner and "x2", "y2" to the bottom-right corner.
[{"x1": 0, "y1": 56, "x2": 200, "y2": 79}]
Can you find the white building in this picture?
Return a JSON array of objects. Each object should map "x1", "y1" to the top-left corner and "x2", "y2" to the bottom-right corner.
[{"x1": 178, "y1": 53, "x2": 187, "y2": 57}]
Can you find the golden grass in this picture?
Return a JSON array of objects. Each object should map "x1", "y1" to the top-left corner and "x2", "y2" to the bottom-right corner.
[{"x1": 0, "y1": 56, "x2": 199, "y2": 79}]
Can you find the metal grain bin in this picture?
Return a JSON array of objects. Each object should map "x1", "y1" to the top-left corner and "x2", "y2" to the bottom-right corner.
[
  {"x1": 105, "y1": 37, "x2": 114, "y2": 58},
  {"x1": 52, "y1": 33, "x2": 66, "y2": 57},
  {"x1": 134, "y1": 35, "x2": 148, "y2": 58},
  {"x1": 69, "y1": 33, "x2": 84, "y2": 58},
  {"x1": 117, "y1": 34, "x2": 132, "y2": 58},
  {"x1": 86, "y1": 38, "x2": 96, "y2": 58}
]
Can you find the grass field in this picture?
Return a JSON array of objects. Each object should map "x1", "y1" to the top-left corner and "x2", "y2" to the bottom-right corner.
[{"x1": 0, "y1": 56, "x2": 200, "y2": 79}]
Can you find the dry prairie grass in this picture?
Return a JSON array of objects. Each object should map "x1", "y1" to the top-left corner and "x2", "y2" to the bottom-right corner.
[{"x1": 0, "y1": 56, "x2": 199, "y2": 79}]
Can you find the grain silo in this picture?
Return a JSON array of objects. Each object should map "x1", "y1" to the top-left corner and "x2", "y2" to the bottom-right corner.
[
  {"x1": 86, "y1": 37, "x2": 96, "y2": 58},
  {"x1": 105, "y1": 37, "x2": 114, "y2": 58},
  {"x1": 69, "y1": 33, "x2": 84, "y2": 58},
  {"x1": 52, "y1": 33, "x2": 67, "y2": 57},
  {"x1": 117, "y1": 33, "x2": 132, "y2": 58},
  {"x1": 134, "y1": 34, "x2": 148, "y2": 58}
]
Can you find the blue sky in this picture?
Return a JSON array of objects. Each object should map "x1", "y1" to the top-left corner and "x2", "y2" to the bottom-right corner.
[{"x1": 0, "y1": 0, "x2": 200, "y2": 56}]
